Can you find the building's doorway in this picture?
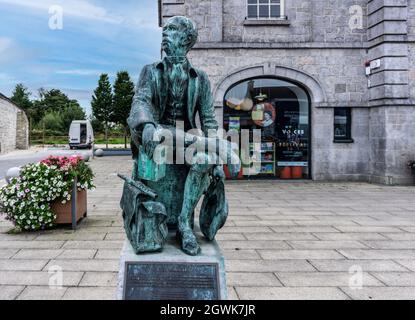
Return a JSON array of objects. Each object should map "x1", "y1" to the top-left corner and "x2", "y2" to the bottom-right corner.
[{"x1": 223, "y1": 77, "x2": 311, "y2": 180}]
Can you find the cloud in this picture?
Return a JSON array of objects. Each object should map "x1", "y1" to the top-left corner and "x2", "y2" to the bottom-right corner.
[
  {"x1": 0, "y1": 37, "x2": 39, "y2": 64},
  {"x1": 58, "y1": 87, "x2": 93, "y2": 101},
  {"x1": 55, "y1": 69, "x2": 107, "y2": 77},
  {"x1": 0, "y1": 72, "x2": 16, "y2": 83},
  {"x1": 0, "y1": 37, "x2": 13, "y2": 54},
  {"x1": 0, "y1": 0, "x2": 123, "y2": 24}
]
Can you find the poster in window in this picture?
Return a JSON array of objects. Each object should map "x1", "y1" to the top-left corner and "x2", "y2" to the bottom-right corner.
[
  {"x1": 277, "y1": 107, "x2": 308, "y2": 167},
  {"x1": 229, "y1": 117, "x2": 241, "y2": 132},
  {"x1": 252, "y1": 103, "x2": 276, "y2": 127}
]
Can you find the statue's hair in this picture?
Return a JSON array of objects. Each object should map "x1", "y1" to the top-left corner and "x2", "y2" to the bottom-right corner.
[{"x1": 166, "y1": 16, "x2": 198, "y2": 49}]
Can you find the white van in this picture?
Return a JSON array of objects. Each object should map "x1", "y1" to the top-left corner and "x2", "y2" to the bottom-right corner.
[{"x1": 69, "y1": 120, "x2": 94, "y2": 149}]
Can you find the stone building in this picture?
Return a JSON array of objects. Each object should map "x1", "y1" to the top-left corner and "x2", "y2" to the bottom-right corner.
[
  {"x1": 0, "y1": 93, "x2": 29, "y2": 155},
  {"x1": 158, "y1": 0, "x2": 415, "y2": 185}
]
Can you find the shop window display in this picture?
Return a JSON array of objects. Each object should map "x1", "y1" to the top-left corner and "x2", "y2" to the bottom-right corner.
[{"x1": 224, "y1": 78, "x2": 311, "y2": 180}]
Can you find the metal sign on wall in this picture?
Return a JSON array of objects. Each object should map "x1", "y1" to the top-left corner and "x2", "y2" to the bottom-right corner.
[{"x1": 123, "y1": 262, "x2": 220, "y2": 300}]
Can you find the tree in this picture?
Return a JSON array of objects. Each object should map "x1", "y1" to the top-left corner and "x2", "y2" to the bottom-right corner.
[
  {"x1": 11, "y1": 84, "x2": 33, "y2": 111},
  {"x1": 113, "y1": 71, "x2": 135, "y2": 148},
  {"x1": 91, "y1": 74, "x2": 114, "y2": 149},
  {"x1": 60, "y1": 102, "x2": 86, "y2": 134},
  {"x1": 31, "y1": 88, "x2": 82, "y2": 127},
  {"x1": 90, "y1": 116, "x2": 105, "y2": 134},
  {"x1": 11, "y1": 84, "x2": 35, "y2": 126},
  {"x1": 41, "y1": 112, "x2": 63, "y2": 134},
  {"x1": 36, "y1": 89, "x2": 75, "y2": 114}
]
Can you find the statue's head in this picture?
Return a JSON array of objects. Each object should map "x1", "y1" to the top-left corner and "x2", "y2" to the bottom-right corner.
[{"x1": 162, "y1": 16, "x2": 198, "y2": 57}]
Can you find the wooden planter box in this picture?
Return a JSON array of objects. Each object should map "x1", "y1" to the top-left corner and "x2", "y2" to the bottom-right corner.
[{"x1": 51, "y1": 190, "x2": 87, "y2": 225}]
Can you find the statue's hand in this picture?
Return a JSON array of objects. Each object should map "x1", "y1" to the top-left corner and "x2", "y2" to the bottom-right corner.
[
  {"x1": 142, "y1": 124, "x2": 159, "y2": 159},
  {"x1": 217, "y1": 139, "x2": 241, "y2": 177},
  {"x1": 227, "y1": 151, "x2": 241, "y2": 178},
  {"x1": 213, "y1": 166, "x2": 225, "y2": 181}
]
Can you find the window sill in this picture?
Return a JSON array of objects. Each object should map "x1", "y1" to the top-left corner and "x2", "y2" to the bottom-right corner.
[
  {"x1": 243, "y1": 19, "x2": 290, "y2": 27},
  {"x1": 333, "y1": 139, "x2": 354, "y2": 144}
]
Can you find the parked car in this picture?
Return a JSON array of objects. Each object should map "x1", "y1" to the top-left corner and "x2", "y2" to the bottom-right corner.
[{"x1": 69, "y1": 120, "x2": 94, "y2": 149}]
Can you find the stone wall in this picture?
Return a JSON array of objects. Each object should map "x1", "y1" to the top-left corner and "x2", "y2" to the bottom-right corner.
[
  {"x1": 0, "y1": 96, "x2": 29, "y2": 155},
  {"x1": 160, "y1": 0, "x2": 368, "y2": 44},
  {"x1": 0, "y1": 97, "x2": 18, "y2": 155},
  {"x1": 159, "y1": 0, "x2": 415, "y2": 184},
  {"x1": 187, "y1": 47, "x2": 369, "y2": 181},
  {"x1": 16, "y1": 110, "x2": 29, "y2": 150},
  {"x1": 188, "y1": 48, "x2": 368, "y2": 107}
]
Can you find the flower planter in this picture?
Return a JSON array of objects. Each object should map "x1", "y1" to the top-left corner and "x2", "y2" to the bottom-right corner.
[
  {"x1": 51, "y1": 190, "x2": 87, "y2": 225},
  {"x1": 291, "y1": 166, "x2": 303, "y2": 179},
  {"x1": 280, "y1": 167, "x2": 292, "y2": 179},
  {"x1": 224, "y1": 165, "x2": 244, "y2": 180}
]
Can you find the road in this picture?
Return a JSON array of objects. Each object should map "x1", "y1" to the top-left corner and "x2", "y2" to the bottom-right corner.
[{"x1": 0, "y1": 148, "x2": 93, "y2": 180}]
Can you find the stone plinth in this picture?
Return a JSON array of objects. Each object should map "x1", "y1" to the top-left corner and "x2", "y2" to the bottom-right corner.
[{"x1": 117, "y1": 231, "x2": 228, "y2": 300}]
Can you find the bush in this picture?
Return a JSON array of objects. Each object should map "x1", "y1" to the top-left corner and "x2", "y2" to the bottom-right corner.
[
  {"x1": 0, "y1": 156, "x2": 94, "y2": 231},
  {"x1": 40, "y1": 112, "x2": 64, "y2": 133}
]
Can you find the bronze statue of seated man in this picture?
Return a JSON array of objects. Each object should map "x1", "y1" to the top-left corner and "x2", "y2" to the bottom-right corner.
[{"x1": 124, "y1": 16, "x2": 240, "y2": 256}]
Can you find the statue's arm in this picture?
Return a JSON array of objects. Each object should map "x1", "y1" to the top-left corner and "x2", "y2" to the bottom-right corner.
[
  {"x1": 127, "y1": 65, "x2": 157, "y2": 147},
  {"x1": 198, "y1": 71, "x2": 219, "y2": 135}
]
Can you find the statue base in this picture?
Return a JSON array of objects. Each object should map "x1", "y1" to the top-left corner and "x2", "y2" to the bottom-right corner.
[{"x1": 117, "y1": 230, "x2": 228, "y2": 300}]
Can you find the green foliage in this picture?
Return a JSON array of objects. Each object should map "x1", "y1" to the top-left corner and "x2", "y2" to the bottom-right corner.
[
  {"x1": 37, "y1": 88, "x2": 75, "y2": 113},
  {"x1": 113, "y1": 71, "x2": 134, "y2": 128},
  {"x1": 11, "y1": 84, "x2": 86, "y2": 131},
  {"x1": 11, "y1": 83, "x2": 33, "y2": 111},
  {"x1": 40, "y1": 112, "x2": 63, "y2": 134},
  {"x1": 90, "y1": 116, "x2": 105, "y2": 134},
  {"x1": 91, "y1": 74, "x2": 114, "y2": 125},
  {"x1": 113, "y1": 71, "x2": 135, "y2": 147},
  {"x1": 61, "y1": 103, "x2": 86, "y2": 134}
]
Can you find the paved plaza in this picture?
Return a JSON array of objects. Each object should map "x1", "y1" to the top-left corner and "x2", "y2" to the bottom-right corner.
[{"x1": 1, "y1": 156, "x2": 415, "y2": 300}]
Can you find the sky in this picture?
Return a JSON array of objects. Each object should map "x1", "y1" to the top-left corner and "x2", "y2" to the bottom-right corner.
[{"x1": 0, "y1": 0, "x2": 161, "y2": 115}]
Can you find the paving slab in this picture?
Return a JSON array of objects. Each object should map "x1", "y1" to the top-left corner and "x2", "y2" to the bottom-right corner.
[
  {"x1": 341, "y1": 287, "x2": 415, "y2": 300},
  {"x1": 227, "y1": 272, "x2": 283, "y2": 287},
  {"x1": 62, "y1": 287, "x2": 116, "y2": 300},
  {"x1": 371, "y1": 272, "x2": 415, "y2": 286},
  {"x1": 0, "y1": 286, "x2": 25, "y2": 300},
  {"x1": 275, "y1": 272, "x2": 384, "y2": 287},
  {"x1": 309, "y1": 260, "x2": 408, "y2": 272},
  {"x1": 17, "y1": 286, "x2": 67, "y2": 300},
  {"x1": 236, "y1": 287, "x2": 349, "y2": 300},
  {"x1": 0, "y1": 259, "x2": 48, "y2": 271},
  {"x1": 1, "y1": 156, "x2": 415, "y2": 300},
  {"x1": 79, "y1": 272, "x2": 118, "y2": 287},
  {"x1": 0, "y1": 271, "x2": 83, "y2": 286},
  {"x1": 258, "y1": 250, "x2": 346, "y2": 260}
]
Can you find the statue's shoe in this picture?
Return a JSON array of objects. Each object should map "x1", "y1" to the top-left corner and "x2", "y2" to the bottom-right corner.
[{"x1": 178, "y1": 229, "x2": 201, "y2": 256}]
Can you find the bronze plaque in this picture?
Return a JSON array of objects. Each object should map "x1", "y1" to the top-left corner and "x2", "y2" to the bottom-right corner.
[{"x1": 123, "y1": 262, "x2": 220, "y2": 300}]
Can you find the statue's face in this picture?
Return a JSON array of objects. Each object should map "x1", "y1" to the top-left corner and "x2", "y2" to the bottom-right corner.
[{"x1": 162, "y1": 17, "x2": 196, "y2": 56}]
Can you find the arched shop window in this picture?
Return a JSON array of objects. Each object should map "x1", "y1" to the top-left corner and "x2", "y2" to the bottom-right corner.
[{"x1": 223, "y1": 77, "x2": 311, "y2": 180}]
